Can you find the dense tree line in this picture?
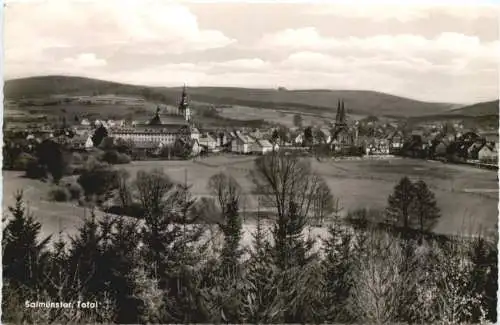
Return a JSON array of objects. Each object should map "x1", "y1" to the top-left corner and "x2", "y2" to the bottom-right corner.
[{"x1": 2, "y1": 151, "x2": 497, "y2": 324}]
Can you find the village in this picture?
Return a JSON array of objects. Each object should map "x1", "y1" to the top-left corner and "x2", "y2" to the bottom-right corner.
[{"x1": 4, "y1": 87, "x2": 498, "y2": 168}]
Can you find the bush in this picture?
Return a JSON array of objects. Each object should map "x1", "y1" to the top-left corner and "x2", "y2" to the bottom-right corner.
[
  {"x1": 63, "y1": 181, "x2": 83, "y2": 200},
  {"x1": 117, "y1": 153, "x2": 131, "y2": 164},
  {"x1": 72, "y1": 152, "x2": 84, "y2": 164},
  {"x1": 13, "y1": 152, "x2": 36, "y2": 171},
  {"x1": 25, "y1": 160, "x2": 47, "y2": 179},
  {"x1": 77, "y1": 162, "x2": 120, "y2": 200},
  {"x1": 48, "y1": 186, "x2": 71, "y2": 202},
  {"x1": 101, "y1": 150, "x2": 131, "y2": 164}
]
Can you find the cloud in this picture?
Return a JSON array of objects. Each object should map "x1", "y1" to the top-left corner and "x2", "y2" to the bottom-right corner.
[
  {"x1": 306, "y1": 4, "x2": 499, "y2": 22},
  {"x1": 4, "y1": 1, "x2": 498, "y2": 103},
  {"x1": 62, "y1": 53, "x2": 107, "y2": 68},
  {"x1": 5, "y1": 1, "x2": 235, "y2": 65}
]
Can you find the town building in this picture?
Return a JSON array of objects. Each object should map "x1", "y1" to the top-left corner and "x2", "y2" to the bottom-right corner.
[
  {"x1": 478, "y1": 144, "x2": 498, "y2": 163},
  {"x1": 198, "y1": 133, "x2": 218, "y2": 152},
  {"x1": 108, "y1": 86, "x2": 199, "y2": 149},
  {"x1": 331, "y1": 100, "x2": 357, "y2": 151},
  {"x1": 251, "y1": 139, "x2": 275, "y2": 155},
  {"x1": 231, "y1": 132, "x2": 254, "y2": 154}
]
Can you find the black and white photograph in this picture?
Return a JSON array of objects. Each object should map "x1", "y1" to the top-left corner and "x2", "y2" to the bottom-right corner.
[{"x1": 2, "y1": 0, "x2": 499, "y2": 323}]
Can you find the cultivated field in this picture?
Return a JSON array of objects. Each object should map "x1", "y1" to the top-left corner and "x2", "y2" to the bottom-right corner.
[{"x1": 3, "y1": 156, "x2": 498, "y2": 241}]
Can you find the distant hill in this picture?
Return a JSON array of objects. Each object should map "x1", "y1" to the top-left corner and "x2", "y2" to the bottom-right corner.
[
  {"x1": 449, "y1": 100, "x2": 499, "y2": 117},
  {"x1": 5, "y1": 75, "x2": 458, "y2": 118}
]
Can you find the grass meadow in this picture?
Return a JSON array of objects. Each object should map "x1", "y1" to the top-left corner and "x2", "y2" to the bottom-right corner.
[{"x1": 3, "y1": 155, "x2": 498, "y2": 242}]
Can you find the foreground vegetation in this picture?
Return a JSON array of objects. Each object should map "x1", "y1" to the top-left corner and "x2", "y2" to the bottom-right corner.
[{"x1": 2, "y1": 151, "x2": 497, "y2": 324}]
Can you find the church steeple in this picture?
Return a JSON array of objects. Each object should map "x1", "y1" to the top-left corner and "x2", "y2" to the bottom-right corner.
[
  {"x1": 335, "y1": 100, "x2": 341, "y2": 123},
  {"x1": 340, "y1": 100, "x2": 346, "y2": 124},
  {"x1": 335, "y1": 99, "x2": 347, "y2": 128},
  {"x1": 178, "y1": 84, "x2": 190, "y2": 122}
]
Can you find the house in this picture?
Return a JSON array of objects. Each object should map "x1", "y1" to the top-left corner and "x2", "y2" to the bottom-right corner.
[
  {"x1": 478, "y1": 144, "x2": 498, "y2": 163},
  {"x1": 71, "y1": 135, "x2": 94, "y2": 150},
  {"x1": 251, "y1": 139, "x2": 275, "y2": 155},
  {"x1": 293, "y1": 133, "x2": 304, "y2": 146},
  {"x1": 319, "y1": 128, "x2": 332, "y2": 144},
  {"x1": 434, "y1": 141, "x2": 448, "y2": 157},
  {"x1": 198, "y1": 133, "x2": 217, "y2": 152},
  {"x1": 467, "y1": 141, "x2": 484, "y2": 160},
  {"x1": 365, "y1": 138, "x2": 390, "y2": 155},
  {"x1": 231, "y1": 133, "x2": 254, "y2": 154},
  {"x1": 80, "y1": 118, "x2": 91, "y2": 126}
]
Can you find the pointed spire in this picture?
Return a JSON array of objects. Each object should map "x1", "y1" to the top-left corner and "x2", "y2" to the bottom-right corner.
[
  {"x1": 341, "y1": 100, "x2": 346, "y2": 124},
  {"x1": 335, "y1": 99, "x2": 341, "y2": 123}
]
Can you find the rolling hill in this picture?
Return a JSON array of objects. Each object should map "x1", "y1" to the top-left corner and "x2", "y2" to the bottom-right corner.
[
  {"x1": 449, "y1": 100, "x2": 499, "y2": 117},
  {"x1": 5, "y1": 75, "x2": 459, "y2": 118}
]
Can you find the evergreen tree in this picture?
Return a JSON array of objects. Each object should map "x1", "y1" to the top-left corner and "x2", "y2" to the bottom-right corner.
[
  {"x1": 36, "y1": 139, "x2": 68, "y2": 184},
  {"x1": 68, "y1": 209, "x2": 102, "y2": 301},
  {"x1": 410, "y1": 180, "x2": 440, "y2": 241},
  {"x1": 386, "y1": 176, "x2": 415, "y2": 232},
  {"x1": 2, "y1": 190, "x2": 51, "y2": 288},
  {"x1": 92, "y1": 125, "x2": 108, "y2": 147},
  {"x1": 242, "y1": 214, "x2": 286, "y2": 323},
  {"x1": 219, "y1": 199, "x2": 243, "y2": 273},
  {"x1": 207, "y1": 172, "x2": 243, "y2": 273},
  {"x1": 304, "y1": 126, "x2": 313, "y2": 146},
  {"x1": 321, "y1": 219, "x2": 354, "y2": 322},
  {"x1": 136, "y1": 169, "x2": 205, "y2": 322}
]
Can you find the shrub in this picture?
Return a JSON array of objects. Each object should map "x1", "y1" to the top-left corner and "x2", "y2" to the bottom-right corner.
[
  {"x1": 49, "y1": 186, "x2": 71, "y2": 202},
  {"x1": 13, "y1": 152, "x2": 36, "y2": 171},
  {"x1": 25, "y1": 160, "x2": 47, "y2": 179},
  {"x1": 102, "y1": 150, "x2": 120, "y2": 164},
  {"x1": 117, "y1": 153, "x2": 131, "y2": 164},
  {"x1": 63, "y1": 181, "x2": 83, "y2": 200},
  {"x1": 101, "y1": 150, "x2": 131, "y2": 164},
  {"x1": 72, "y1": 152, "x2": 84, "y2": 164},
  {"x1": 77, "y1": 162, "x2": 120, "y2": 200}
]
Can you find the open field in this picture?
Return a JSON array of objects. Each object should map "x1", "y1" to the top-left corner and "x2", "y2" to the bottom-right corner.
[{"x1": 3, "y1": 156, "x2": 497, "y2": 242}]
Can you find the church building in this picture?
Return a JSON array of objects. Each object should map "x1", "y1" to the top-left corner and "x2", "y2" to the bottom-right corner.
[
  {"x1": 331, "y1": 100, "x2": 357, "y2": 151},
  {"x1": 109, "y1": 86, "x2": 199, "y2": 148}
]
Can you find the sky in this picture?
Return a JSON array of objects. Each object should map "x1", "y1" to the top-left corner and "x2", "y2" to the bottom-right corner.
[{"x1": 4, "y1": 0, "x2": 500, "y2": 104}]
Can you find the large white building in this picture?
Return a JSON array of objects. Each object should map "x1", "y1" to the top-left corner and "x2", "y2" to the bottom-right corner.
[{"x1": 109, "y1": 86, "x2": 199, "y2": 148}]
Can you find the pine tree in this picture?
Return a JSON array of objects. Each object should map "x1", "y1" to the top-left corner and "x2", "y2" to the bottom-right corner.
[
  {"x1": 322, "y1": 219, "x2": 354, "y2": 322},
  {"x1": 386, "y1": 176, "x2": 415, "y2": 232},
  {"x1": 2, "y1": 190, "x2": 51, "y2": 288},
  {"x1": 2, "y1": 191, "x2": 51, "y2": 323},
  {"x1": 410, "y1": 180, "x2": 440, "y2": 241},
  {"x1": 108, "y1": 218, "x2": 142, "y2": 323},
  {"x1": 207, "y1": 172, "x2": 243, "y2": 273},
  {"x1": 68, "y1": 209, "x2": 102, "y2": 301},
  {"x1": 219, "y1": 199, "x2": 243, "y2": 274},
  {"x1": 136, "y1": 169, "x2": 205, "y2": 322},
  {"x1": 242, "y1": 214, "x2": 285, "y2": 323}
]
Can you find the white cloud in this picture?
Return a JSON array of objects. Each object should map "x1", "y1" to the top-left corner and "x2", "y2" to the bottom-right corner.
[
  {"x1": 62, "y1": 53, "x2": 107, "y2": 68},
  {"x1": 259, "y1": 27, "x2": 499, "y2": 57},
  {"x1": 5, "y1": 1, "x2": 235, "y2": 64},
  {"x1": 4, "y1": 1, "x2": 498, "y2": 103},
  {"x1": 306, "y1": 4, "x2": 499, "y2": 22}
]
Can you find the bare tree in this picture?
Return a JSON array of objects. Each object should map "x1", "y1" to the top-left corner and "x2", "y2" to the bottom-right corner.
[
  {"x1": 349, "y1": 229, "x2": 416, "y2": 325},
  {"x1": 248, "y1": 151, "x2": 330, "y2": 269},
  {"x1": 208, "y1": 172, "x2": 243, "y2": 272},
  {"x1": 310, "y1": 178, "x2": 339, "y2": 226},
  {"x1": 207, "y1": 172, "x2": 241, "y2": 216},
  {"x1": 135, "y1": 169, "x2": 176, "y2": 222},
  {"x1": 117, "y1": 168, "x2": 131, "y2": 208}
]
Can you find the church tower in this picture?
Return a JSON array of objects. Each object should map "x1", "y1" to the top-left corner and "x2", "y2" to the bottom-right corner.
[
  {"x1": 335, "y1": 99, "x2": 347, "y2": 129},
  {"x1": 178, "y1": 84, "x2": 191, "y2": 122}
]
